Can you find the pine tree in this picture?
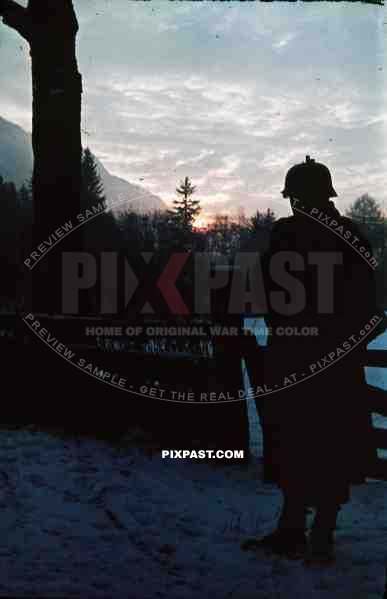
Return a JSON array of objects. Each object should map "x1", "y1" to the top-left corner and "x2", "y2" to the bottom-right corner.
[
  {"x1": 0, "y1": 176, "x2": 17, "y2": 233},
  {"x1": 171, "y1": 176, "x2": 200, "y2": 235},
  {"x1": 81, "y1": 148, "x2": 105, "y2": 210},
  {"x1": 18, "y1": 182, "x2": 32, "y2": 223},
  {"x1": 81, "y1": 148, "x2": 116, "y2": 251},
  {"x1": 0, "y1": 175, "x2": 18, "y2": 302}
]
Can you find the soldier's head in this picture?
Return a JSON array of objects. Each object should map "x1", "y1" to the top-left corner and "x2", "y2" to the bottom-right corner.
[{"x1": 282, "y1": 156, "x2": 337, "y2": 215}]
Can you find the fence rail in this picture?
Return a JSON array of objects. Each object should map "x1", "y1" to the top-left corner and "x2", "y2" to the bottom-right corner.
[
  {"x1": 368, "y1": 384, "x2": 387, "y2": 418},
  {"x1": 373, "y1": 426, "x2": 387, "y2": 449},
  {"x1": 365, "y1": 350, "x2": 387, "y2": 368}
]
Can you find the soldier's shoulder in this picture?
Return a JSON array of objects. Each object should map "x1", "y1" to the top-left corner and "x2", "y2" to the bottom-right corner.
[
  {"x1": 338, "y1": 214, "x2": 355, "y2": 227},
  {"x1": 271, "y1": 216, "x2": 294, "y2": 231}
]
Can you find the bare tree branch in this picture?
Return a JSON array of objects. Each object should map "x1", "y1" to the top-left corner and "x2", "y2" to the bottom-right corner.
[{"x1": 0, "y1": 0, "x2": 31, "y2": 41}]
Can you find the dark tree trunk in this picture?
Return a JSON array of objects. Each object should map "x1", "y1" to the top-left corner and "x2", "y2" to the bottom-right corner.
[{"x1": 1, "y1": 0, "x2": 83, "y2": 313}]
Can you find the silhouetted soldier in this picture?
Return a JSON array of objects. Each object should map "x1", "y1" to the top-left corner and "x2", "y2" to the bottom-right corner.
[{"x1": 254, "y1": 156, "x2": 386, "y2": 562}]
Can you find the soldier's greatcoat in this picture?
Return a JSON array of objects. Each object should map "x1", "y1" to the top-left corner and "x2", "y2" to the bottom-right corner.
[{"x1": 258, "y1": 201, "x2": 384, "y2": 505}]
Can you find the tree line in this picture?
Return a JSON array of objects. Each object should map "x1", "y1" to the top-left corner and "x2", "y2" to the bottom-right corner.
[{"x1": 1, "y1": 149, "x2": 387, "y2": 309}]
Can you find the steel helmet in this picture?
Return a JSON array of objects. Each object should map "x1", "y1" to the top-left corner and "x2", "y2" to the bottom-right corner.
[{"x1": 282, "y1": 155, "x2": 337, "y2": 199}]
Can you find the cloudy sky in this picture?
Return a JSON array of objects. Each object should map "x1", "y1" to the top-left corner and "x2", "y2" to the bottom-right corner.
[{"x1": 1, "y1": 0, "x2": 386, "y2": 221}]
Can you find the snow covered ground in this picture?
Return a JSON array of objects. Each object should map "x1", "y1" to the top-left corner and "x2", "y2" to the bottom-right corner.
[
  {"x1": 1, "y1": 317, "x2": 385, "y2": 597},
  {"x1": 0, "y1": 426, "x2": 386, "y2": 599}
]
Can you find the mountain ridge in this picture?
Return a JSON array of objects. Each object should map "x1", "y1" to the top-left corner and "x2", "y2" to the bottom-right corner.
[{"x1": 0, "y1": 116, "x2": 165, "y2": 213}]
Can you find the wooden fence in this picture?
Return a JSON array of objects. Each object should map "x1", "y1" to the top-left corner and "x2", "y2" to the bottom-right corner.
[
  {"x1": 363, "y1": 349, "x2": 387, "y2": 480},
  {"x1": 2, "y1": 312, "x2": 387, "y2": 477}
]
